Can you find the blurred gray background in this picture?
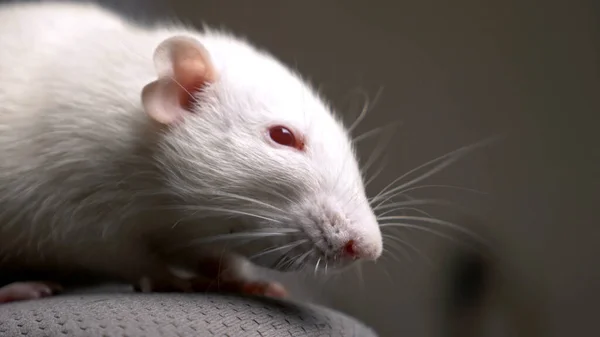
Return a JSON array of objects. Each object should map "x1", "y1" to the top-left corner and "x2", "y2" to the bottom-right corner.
[{"x1": 5, "y1": 0, "x2": 598, "y2": 336}]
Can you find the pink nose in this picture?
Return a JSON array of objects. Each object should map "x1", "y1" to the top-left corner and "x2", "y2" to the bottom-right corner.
[{"x1": 343, "y1": 240, "x2": 358, "y2": 259}]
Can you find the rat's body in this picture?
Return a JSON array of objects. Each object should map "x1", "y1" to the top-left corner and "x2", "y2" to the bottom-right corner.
[{"x1": 0, "y1": 2, "x2": 382, "y2": 302}]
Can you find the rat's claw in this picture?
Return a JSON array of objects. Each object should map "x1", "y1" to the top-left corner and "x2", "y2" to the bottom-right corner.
[{"x1": 240, "y1": 281, "x2": 288, "y2": 298}]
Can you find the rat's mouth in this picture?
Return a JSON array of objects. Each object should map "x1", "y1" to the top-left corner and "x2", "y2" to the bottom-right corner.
[
  {"x1": 238, "y1": 228, "x2": 354, "y2": 273},
  {"x1": 252, "y1": 239, "x2": 356, "y2": 273}
]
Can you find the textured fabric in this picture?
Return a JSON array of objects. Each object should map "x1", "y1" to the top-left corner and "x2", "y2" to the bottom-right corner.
[{"x1": 0, "y1": 288, "x2": 377, "y2": 337}]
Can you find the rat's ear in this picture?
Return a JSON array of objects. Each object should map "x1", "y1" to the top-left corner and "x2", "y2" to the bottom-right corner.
[{"x1": 141, "y1": 36, "x2": 217, "y2": 125}]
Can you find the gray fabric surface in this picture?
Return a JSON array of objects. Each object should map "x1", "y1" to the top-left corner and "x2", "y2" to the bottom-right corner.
[{"x1": 0, "y1": 288, "x2": 377, "y2": 337}]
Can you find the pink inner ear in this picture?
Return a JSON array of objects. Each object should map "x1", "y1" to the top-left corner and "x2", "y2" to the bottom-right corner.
[{"x1": 172, "y1": 51, "x2": 216, "y2": 112}]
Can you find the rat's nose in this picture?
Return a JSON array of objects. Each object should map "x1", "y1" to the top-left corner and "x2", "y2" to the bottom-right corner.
[
  {"x1": 343, "y1": 240, "x2": 358, "y2": 259},
  {"x1": 342, "y1": 238, "x2": 382, "y2": 261}
]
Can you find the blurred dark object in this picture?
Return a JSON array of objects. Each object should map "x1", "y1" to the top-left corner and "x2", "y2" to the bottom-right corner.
[
  {"x1": 448, "y1": 249, "x2": 491, "y2": 310},
  {"x1": 443, "y1": 246, "x2": 493, "y2": 337},
  {"x1": 442, "y1": 240, "x2": 547, "y2": 337}
]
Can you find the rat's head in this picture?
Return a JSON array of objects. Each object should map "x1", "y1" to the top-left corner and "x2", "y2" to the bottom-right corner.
[{"x1": 142, "y1": 34, "x2": 382, "y2": 271}]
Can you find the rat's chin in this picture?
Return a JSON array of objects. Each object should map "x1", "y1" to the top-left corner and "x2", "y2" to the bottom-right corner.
[{"x1": 249, "y1": 246, "x2": 358, "y2": 274}]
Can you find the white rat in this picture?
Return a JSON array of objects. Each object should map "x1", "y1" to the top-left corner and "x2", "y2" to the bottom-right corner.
[{"x1": 0, "y1": 1, "x2": 382, "y2": 302}]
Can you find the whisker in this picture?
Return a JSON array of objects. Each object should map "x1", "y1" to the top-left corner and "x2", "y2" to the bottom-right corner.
[
  {"x1": 249, "y1": 228, "x2": 300, "y2": 233},
  {"x1": 184, "y1": 229, "x2": 298, "y2": 245},
  {"x1": 167, "y1": 230, "x2": 299, "y2": 254},
  {"x1": 249, "y1": 239, "x2": 308, "y2": 260},
  {"x1": 384, "y1": 233, "x2": 431, "y2": 265},
  {"x1": 379, "y1": 215, "x2": 486, "y2": 244},
  {"x1": 161, "y1": 163, "x2": 296, "y2": 207},
  {"x1": 375, "y1": 198, "x2": 478, "y2": 220},
  {"x1": 381, "y1": 222, "x2": 461, "y2": 245},
  {"x1": 360, "y1": 124, "x2": 396, "y2": 177},
  {"x1": 377, "y1": 263, "x2": 394, "y2": 286},
  {"x1": 398, "y1": 184, "x2": 487, "y2": 196},
  {"x1": 204, "y1": 191, "x2": 285, "y2": 212},
  {"x1": 375, "y1": 198, "x2": 459, "y2": 211},
  {"x1": 381, "y1": 249, "x2": 403, "y2": 266},
  {"x1": 293, "y1": 250, "x2": 313, "y2": 272},
  {"x1": 355, "y1": 261, "x2": 365, "y2": 290},
  {"x1": 353, "y1": 125, "x2": 388, "y2": 144},
  {"x1": 348, "y1": 86, "x2": 384, "y2": 133},
  {"x1": 371, "y1": 135, "x2": 502, "y2": 204},
  {"x1": 286, "y1": 250, "x2": 310, "y2": 272},
  {"x1": 375, "y1": 207, "x2": 399, "y2": 219},
  {"x1": 373, "y1": 184, "x2": 487, "y2": 209},
  {"x1": 271, "y1": 254, "x2": 288, "y2": 270},
  {"x1": 382, "y1": 236, "x2": 411, "y2": 262},
  {"x1": 372, "y1": 153, "x2": 464, "y2": 204},
  {"x1": 365, "y1": 154, "x2": 389, "y2": 188},
  {"x1": 377, "y1": 206, "x2": 434, "y2": 219},
  {"x1": 165, "y1": 205, "x2": 283, "y2": 223},
  {"x1": 280, "y1": 250, "x2": 306, "y2": 271}
]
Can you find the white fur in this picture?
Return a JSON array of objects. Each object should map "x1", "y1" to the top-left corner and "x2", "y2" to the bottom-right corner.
[{"x1": 0, "y1": 2, "x2": 382, "y2": 282}]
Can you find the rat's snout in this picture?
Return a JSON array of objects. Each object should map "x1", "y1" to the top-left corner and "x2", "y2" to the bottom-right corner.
[
  {"x1": 340, "y1": 205, "x2": 383, "y2": 261},
  {"x1": 300, "y1": 196, "x2": 383, "y2": 263}
]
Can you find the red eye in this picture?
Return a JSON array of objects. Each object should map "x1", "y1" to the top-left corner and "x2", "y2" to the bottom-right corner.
[{"x1": 268, "y1": 125, "x2": 304, "y2": 150}]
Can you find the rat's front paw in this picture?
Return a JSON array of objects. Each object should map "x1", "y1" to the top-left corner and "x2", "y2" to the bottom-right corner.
[
  {"x1": 198, "y1": 278, "x2": 289, "y2": 298},
  {"x1": 240, "y1": 281, "x2": 288, "y2": 298},
  {"x1": 133, "y1": 254, "x2": 288, "y2": 298},
  {"x1": 0, "y1": 281, "x2": 63, "y2": 304},
  {"x1": 134, "y1": 275, "x2": 288, "y2": 298}
]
